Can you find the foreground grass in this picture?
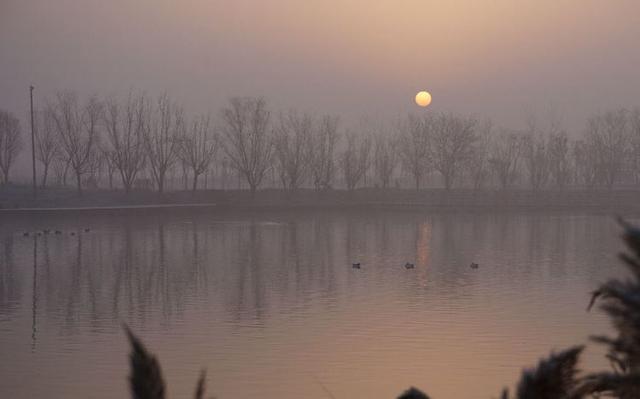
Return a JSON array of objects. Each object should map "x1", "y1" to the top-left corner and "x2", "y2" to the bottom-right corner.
[{"x1": 124, "y1": 219, "x2": 640, "y2": 399}]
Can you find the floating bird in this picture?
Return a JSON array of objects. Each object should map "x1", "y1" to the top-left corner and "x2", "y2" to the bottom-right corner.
[
  {"x1": 37, "y1": 232, "x2": 42, "y2": 236},
  {"x1": 352, "y1": 262, "x2": 361, "y2": 269},
  {"x1": 84, "y1": 228, "x2": 91, "y2": 232},
  {"x1": 470, "y1": 262, "x2": 479, "y2": 269},
  {"x1": 43, "y1": 229, "x2": 50, "y2": 234},
  {"x1": 55, "y1": 230, "x2": 62, "y2": 235},
  {"x1": 404, "y1": 262, "x2": 415, "y2": 269},
  {"x1": 70, "y1": 232, "x2": 76, "y2": 236},
  {"x1": 23, "y1": 232, "x2": 29, "y2": 237}
]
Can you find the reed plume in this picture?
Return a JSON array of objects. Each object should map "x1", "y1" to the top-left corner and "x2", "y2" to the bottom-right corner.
[
  {"x1": 124, "y1": 325, "x2": 166, "y2": 399},
  {"x1": 125, "y1": 325, "x2": 213, "y2": 399},
  {"x1": 397, "y1": 386, "x2": 430, "y2": 399},
  {"x1": 581, "y1": 218, "x2": 640, "y2": 398},
  {"x1": 194, "y1": 369, "x2": 207, "y2": 399},
  {"x1": 502, "y1": 346, "x2": 584, "y2": 399}
]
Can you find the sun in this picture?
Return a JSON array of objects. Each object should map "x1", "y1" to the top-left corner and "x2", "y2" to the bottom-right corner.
[{"x1": 415, "y1": 91, "x2": 432, "y2": 107}]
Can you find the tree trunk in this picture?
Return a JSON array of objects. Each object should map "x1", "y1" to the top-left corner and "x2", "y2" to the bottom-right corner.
[
  {"x1": 63, "y1": 162, "x2": 70, "y2": 186},
  {"x1": 75, "y1": 171, "x2": 83, "y2": 196},
  {"x1": 192, "y1": 173, "x2": 199, "y2": 192},
  {"x1": 41, "y1": 164, "x2": 49, "y2": 188},
  {"x1": 444, "y1": 174, "x2": 452, "y2": 190},
  {"x1": 182, "y1": 167, "x2": 188, "y2": 190},
  {"x1": 157, "y1": 171, "x2": 165, "y2": 194},
  {"x1": 607, "y1": 174, "x2": 615, "y2": 190}
]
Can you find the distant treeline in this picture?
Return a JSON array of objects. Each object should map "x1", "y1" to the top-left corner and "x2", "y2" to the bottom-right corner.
[{"x1": 1, "y1": 92, "x2": 640, "y2": 195}]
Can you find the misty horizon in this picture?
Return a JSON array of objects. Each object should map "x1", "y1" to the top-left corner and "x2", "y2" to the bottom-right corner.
[
  {"x1": 3, "y1": 1, "x2": 640, "y2": 130},
  {"x1": 4, "y1": 1, "x2": 640, "y2": 180}
]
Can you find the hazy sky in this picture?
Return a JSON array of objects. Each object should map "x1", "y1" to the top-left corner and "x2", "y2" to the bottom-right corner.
[{"x1": 2, "y1": 0, "x2": 640, "y2": 132}]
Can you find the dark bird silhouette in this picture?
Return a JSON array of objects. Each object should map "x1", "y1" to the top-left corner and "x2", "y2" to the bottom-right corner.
[
  {"x1": 404, "y1": 262, "x2": 415, "y2": 269},
  {"x1": 352, "y1": 262, "x2": 361, "y2": 269},
  {"x1": 55, "y1": 230, "x2": 62, "y2": 235},
  {"x1": 23, "y1": 232, "x2": 29, "y2": 237},
  {"x1": 470, "y1": 262, "x2": 479, "y2": 269},
  {"x1": 37, "y1": 232, "x2": 42, "y2": 236},
  {"x1": 84, "y1": 228, "x2": 91, "y2": 232},
  {"x1": 70, "y1": 232, "x2": 76, "y2": 236},
  {"x1": 43, "y1": 229, "x2": 50, "y2": 234}
]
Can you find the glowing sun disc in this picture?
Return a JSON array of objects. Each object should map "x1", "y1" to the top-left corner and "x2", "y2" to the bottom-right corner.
[{"x1": 415, "y1": 91, "x2": 432, "y2": 107}]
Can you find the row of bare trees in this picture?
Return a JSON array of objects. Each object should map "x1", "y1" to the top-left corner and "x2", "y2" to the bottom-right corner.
[
  {"x1": 2, "y1": 94, "x2": 640, "y2": 193},
  {"x1": 0, "y1": 110, "x2": 23, "y2": 184},
  {"x1": 396, "y1": 108, "x2": 640, "y2": 191},
  {"x1": 31, "y1": 92, "x2": 218, "y2": 195}
]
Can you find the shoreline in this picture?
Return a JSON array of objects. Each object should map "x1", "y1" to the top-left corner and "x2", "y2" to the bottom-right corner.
[
  {"x1": 1, "y1": 186, "x2": 640, "y2": 215},
  {"x1": 1, "y1": 199, "x2": 639, "y2": 217}
]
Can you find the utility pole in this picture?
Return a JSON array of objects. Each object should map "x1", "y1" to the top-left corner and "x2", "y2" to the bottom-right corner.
[{"x1": 29, "y1": 85, "x2": 37, "y2": 198}]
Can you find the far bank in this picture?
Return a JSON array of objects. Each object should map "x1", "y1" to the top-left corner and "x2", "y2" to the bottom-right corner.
[{"x1": 1, "y1": 185, "x2": 639, "y2": 215}]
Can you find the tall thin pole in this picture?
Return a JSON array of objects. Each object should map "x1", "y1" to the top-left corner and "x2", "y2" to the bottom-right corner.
[
  {"x1": 31, "y1": 234, "x2": 38, "y2": 352},
  {"x1": 29, "y1": 85, "x2": 37, "y2": 198}
]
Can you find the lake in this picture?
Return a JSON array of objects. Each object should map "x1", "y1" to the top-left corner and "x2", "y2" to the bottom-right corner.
[{"x1": 0, "y1": 210, "x2": 629, "y2": 398}]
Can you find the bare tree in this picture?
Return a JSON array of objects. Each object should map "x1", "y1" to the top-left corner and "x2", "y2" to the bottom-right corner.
[
  {"x1": 573, "y1": 139, "x2": 598, "y2": 189},
  {"x1": 489, "y1": 130, "x2": 523, "y2": 189},
  {"x1": 526, "y1": 109, "x2": 569, "y2": 190},
  {"x1": 593, "y1": 109, "x2": 628, "y2": 188},
  {"x1": 547, "y1": 131, "x2": 572, "y2": 189},
  {"x1": 311, "y1": 115, "x2": 340, "y2": 191},
  {"x1": 522, "y1": 135, "x2": 549, "y2": 191},
  {"x1": 399, "y1": 114, "x2": 430, "y2": 190},
  {"x1": 219, "y1": 97, "x2": 273, "y2": 196},
  {"x1": 219, "y1": 157, "x2": 230, "y2": 190},
  {"x1": 340, "y1": 131, "x2": 372, "y2": 191},
  {"x1": 522, "y1": 134, "x2": 550, "y2": 191},
  {"x1": 145, "y1": 94, "x2": 183, "y2": 194},
  {"x1": 179, "y1": 115, "x2": 218, "y2": 192},
  {"x1": 101, "y1": 146, "x2": 117, "y2": 189},
  {"x1": 464, "y1": 119, "x2": 492, "y2": 190},
  {"x1": 0, "y1": 109, "x2": 23, "y2": 185},
  {"x1": 52, "y1": 154, "x2": 71, "y2": 186},
  {"x1": 429, "y1": 113, "x2": 477, "y2": 190},
  {"x1": 84, "y1": 148, "x2": 103, "y2": 189},
  {"x1": 49, "y1": 92, "x2": 102, "y2": 195},
  {"x1": 179, "y1": 158, "x2": 189, "y2": 190},
  {"x1": 372, "y1": 131, "x2": 398, "y2": 189},
  {"x1": 103, "y1": 93, "x2": 148, "y2": 193},
  {"x1": 585, "y1": 109, "x2": 629, "y2": 188},
  {"x1": 273, "y1": 110, "x2": 313, "y2": 192},
  {"x1": 34, "y1": 108, "x2": 60, "y2": 188}
]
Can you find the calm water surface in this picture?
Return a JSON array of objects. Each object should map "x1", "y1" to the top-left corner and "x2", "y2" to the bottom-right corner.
[{"x1": 0, "y1": 210, "x2": 630, "y2": 398}]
